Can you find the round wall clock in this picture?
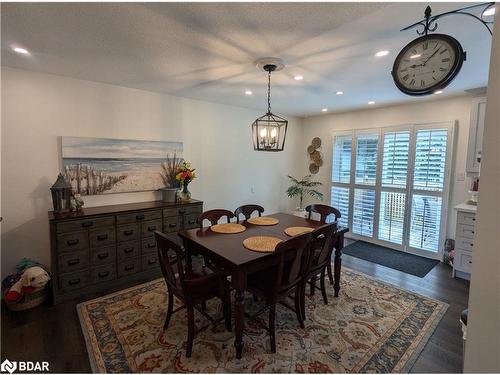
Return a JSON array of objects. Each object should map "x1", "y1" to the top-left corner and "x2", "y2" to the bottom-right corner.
[{"x1": 392, "y1": 34, "x2": 466, "y2": 96}]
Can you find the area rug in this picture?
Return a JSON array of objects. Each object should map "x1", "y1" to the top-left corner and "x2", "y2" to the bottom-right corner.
[
  {"x1": 77, "y1": 268, "x2": 447, "y2": 373},
  {"x1": 343, "y1": 241, "x2": 440, "y2": 278}
]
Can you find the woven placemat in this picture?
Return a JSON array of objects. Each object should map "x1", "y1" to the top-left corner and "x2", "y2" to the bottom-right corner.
[
  {"x1": 247, "y1": 216, "x2": 279, "y2": 226},
  {"x1": 210, "y1": 223, "x2": 246, "y2": 234},
  {"x1": 243, "y1": 236, "x2": 282, "y2": 252},
  {"x1": 284, "y1": 226, "x2": 315, "y2": 236}
]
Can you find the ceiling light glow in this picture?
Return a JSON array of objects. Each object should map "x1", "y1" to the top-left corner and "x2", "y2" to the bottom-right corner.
[
  {"x1": 336, "y1": 91, "x2": 344, "y2": 95},
  {"x1": 434, "y1": 90, "x2": 443, "y2": 95},
  {"x1": 368, "y1": 101, "x2": 375, "y2": 105},
  {"x1": 375, "y1": 50, "x2": 389, "y2": 57},
  {"x1": 410, "y1": 54, "x2": 422, "y2": 59},
  {"x1": 12, "y1": 46, "x2": 29, "y2": 55},
  {"x1": 483, "y1": 7, "x2": 496, "y2": 16},
  {"x1": 245, "y1": 90, "x2": 253, "y2": 95},
  {"x1": 294, "y1": 75, "x2": 303, "y2": 81},
  {"x1": 321, "y1": 108, "x2": 328, "y2": 112}
]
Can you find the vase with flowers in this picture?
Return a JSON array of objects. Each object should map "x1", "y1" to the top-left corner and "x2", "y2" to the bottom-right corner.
[{"x1": 176, "y1": 161, "x2": 196, "y2": 201}]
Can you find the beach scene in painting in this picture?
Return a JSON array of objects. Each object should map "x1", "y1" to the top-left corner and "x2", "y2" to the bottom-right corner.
[{"x1": 62, "y1": 137, "x2": 183, "y2": 195}]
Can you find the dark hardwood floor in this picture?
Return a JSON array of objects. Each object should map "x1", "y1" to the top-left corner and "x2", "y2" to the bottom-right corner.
[{"x1": 1, "y1": 250, "x2": 469, "y2": 373}]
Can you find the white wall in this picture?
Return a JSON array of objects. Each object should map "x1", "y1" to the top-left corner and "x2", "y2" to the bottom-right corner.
[
  {"x1": 0, "y1": 67, "x2": 303, "y2": 275},
  {"x1": 464, "y1": 16, "x2": 500, "y2": 372},
  {"x1": 300, "y1": 95, "x2": 474, "y2": 240}
]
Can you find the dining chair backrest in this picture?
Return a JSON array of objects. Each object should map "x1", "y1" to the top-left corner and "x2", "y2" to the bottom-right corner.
[
  {"x1": 155, "y1": 231, "x2": 187, "y2": 292},
  {"x1": 305, "y1": 204, "x2": 341, "y2": 224},
  {"x1": 309, "y1": 222, "x2": 337, "y2": 266},
  {"x1": 197, "y1": 209, "x2": 235, "y2": 228},
  {"x1": 234, "y1": 204, "x2": 264, "y2": 223}
]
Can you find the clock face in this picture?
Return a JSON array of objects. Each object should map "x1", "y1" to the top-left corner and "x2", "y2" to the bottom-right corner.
[{"x1": 392, "y1": 34, "x2": 465, "y2": 96}]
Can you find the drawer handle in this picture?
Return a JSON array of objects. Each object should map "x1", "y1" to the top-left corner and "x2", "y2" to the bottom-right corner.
[
  {"x1": 98, "y1": 253, "x2": 109, "y2": 260},
  {"x1": 148, "y1": 225, "x2": 156, "y2": 232},
  {"x1": 123, "y1": 247, "x2": 134, "y2": 254},
  {"x1": 169, "y1": 223, "x2": 177, "y2": 228},
  {"x1": 468, "y1": 261, "x2": 472, "y2": 264},
  {"x1": 148, "y1": 259, "x2": 157, "y2": 265},
  {"x1": 68, "y1": 278, "x2": 81, "y2": 286},
  {"x1": 188, "y1": 220, "x2": 196, "y2": 225},
  {"x1": 123, "y1": 230, "x2": 134, "y2": 236},
  {"x1": 136, "y1": 214, "x2": 145, "y2": 220},
  {"x1": 472, "y1": 218, "x2": 476, "y2": 221},
  {"x1": 179, "y1": 209, "x2": 186, "y2": 214},
  {"x1": 82, "y1": 221, "x2": 94, "y2": 228},
  {"x1": 67, "y1": 239, "x2": 79, "y2": 246},
  {"x1": 147, "y1": 243, "x2": 156, "y2": 249},
  {"x1": 470, "y1": 243, "x2": 474, "y2": 246},
  {"x1": 124, "y1": 265, "x2": 135, "y2": 271},
  {"x1": 97, "y1": 234, "x2": 108, "y2": 241},
  {"x1": 471, "y1": 231, "x2": 475, "y2": 234},
  {"x1": 98, "y1": 271, "x2": 110, "y2": 278},
  {"x1": 68, "y1": 259, "x2": 80, "y2": 266}
]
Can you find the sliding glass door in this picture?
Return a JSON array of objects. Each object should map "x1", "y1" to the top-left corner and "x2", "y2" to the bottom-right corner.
[{"x1": 330, "y1": 122, "x2": 454, "y2": 259}]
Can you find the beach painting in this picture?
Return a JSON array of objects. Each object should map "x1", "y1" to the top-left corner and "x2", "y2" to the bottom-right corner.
[{"x1": 61, "y1": 137, "x2": 183, "y2": 195}]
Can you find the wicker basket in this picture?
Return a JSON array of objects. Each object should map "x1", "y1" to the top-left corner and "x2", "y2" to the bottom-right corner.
[{"x1": 4, "y1": 286, "x2": 49, "y2": 311}]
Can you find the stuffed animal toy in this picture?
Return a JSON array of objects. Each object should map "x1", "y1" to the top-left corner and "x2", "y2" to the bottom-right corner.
[{"x1": 4, "y1": 266, "x2": 51, "y2": 303}]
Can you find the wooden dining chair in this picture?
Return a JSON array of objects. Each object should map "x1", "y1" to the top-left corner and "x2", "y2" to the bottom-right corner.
[
  {"x1": 246, "y1": 232, "x2": 312, "y2": 353},
  {"x1": 305, "y1": 204, "x2": 341, "y2": 284},
  {"x1": 234, "y1": 204, "x2": 264, "y2": 223},
  {"x1": 155, "y1": 231, "x2": 232, "y2": 357},
  {"x1": 301, "y1": 223, "x2": 337, "y2": 318},
  {"x1": 197, "y1": 209, "x2": 235, "y2": 228}
]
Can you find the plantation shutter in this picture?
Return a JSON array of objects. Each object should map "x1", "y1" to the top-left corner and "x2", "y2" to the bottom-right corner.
[
  {"x1": 355, "y1": 134, "x2": 378, "y2": 185},
  {"x1": 378, "y1": 192, "x2": 406, "y2": 244},
  {"x1": 330, "y1": 186, "x2": 349, "y2": 227},
  {"x1": 332, "y1": 135, "x2": 352, "y2": 184},
  {"x1": 381, "y1": 131, "x2": 410, "y2": 188},
  {"x1": 352, "y1": 189, "x2": 375, "y2": 237},
  {"x1": 413, "y1": 129, "x2": 448, "y2": 191},
  {"x1": 409, "y1": 195, "x2": 443, "y2": 252}
]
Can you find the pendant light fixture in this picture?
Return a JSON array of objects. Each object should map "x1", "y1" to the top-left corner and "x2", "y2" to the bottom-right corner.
[{"x1": 252, "y1": 58, "x2": 288, "y2": 152}]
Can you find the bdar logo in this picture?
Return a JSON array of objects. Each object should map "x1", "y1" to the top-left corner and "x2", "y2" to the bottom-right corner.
[{"x1": 1, "y1": 359, "x2": 17, "y2": 374}]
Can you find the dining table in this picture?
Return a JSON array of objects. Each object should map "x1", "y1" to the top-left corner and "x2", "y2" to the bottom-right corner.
[{"x1": 178, "y1": 212, "x2": 349, "y2": 359}]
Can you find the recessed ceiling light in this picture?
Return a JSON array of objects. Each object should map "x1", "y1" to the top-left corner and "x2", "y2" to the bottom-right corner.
[
  {"x1": 336, "y1": 91, "x2": 344, "y2": 95},
  {"x1": 375, "y1": 50, "x2": 389, "y2": 57},
  {"x1": 410, "y1": 54, "x2": 422, "y2": 59},
  {"x1": 368, "y1": 101, "x2": 375, "y2": 105},
  {"x1": 12, "y1": 46, "x2": 29, "y2": 55},
  {"x1": 294, "y1": 75, "x2": 304, "y2": 81},
  {"x1": 321, "y1": 108, "x2": 328, "y2": 112},
  {"x1": 483, "y1": 7, "x2": 496, "y2": 16},
  {"x1": 434, "y1": 90, "x2": 443, "y2": 95},
  {"x1": 245, "y1": 90, "x2": 253, "y2": 95}
]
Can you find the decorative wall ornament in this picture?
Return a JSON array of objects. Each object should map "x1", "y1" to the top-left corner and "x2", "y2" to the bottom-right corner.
[
  {"x1": 307, "y1": 137, "x2": 323, "y2": 174},
  {"x1": 61, "y1": 137, "x2": 183, "y2": 195}
]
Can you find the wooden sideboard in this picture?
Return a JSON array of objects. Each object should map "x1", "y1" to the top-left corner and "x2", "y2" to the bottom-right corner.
[{"x1": 48, "y1": 199, "x2": 203, "y2": 303}]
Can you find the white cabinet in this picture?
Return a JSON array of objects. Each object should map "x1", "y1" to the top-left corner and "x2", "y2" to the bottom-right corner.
[
  {"x1": 453, "y1": 203, "x2": 477, "y2": 280},
  {"x1": 466, "y1": 96, "x2": 487, "y2": 174}
]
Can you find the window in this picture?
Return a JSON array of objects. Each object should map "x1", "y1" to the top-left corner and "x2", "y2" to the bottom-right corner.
[{"x1": 330, "y1": 123, "x2": 453, "y2": 258}]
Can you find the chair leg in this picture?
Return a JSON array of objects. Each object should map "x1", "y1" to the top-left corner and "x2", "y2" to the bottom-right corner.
[
  {"x1": 300, "y1": 281, "x2": 307, "y2": 320},
  {"x1": 186, "y1": 305, "x2": 195, "y2": 357},
  {"x1": 164, "y1": 287, "x2": 174, "y2": 331},
  {"x1": 327, "y1": 262, "x2": 334, "y2": 285},
  {"x1": 310, "y1": 276, "x2": 316, "y2": 296},
  {"x1": 223, "y1": 286, "x2": 232, "y2": 332},
  {"x1": 320, "y1": 269, "x2": 328, "y2": 305},
  {"x1": 201, "y1": 301, "x2": 207, "y2": 311},
  {"x1": 294, "y1": 288, "x2": 305, "y2": 328},
  {"x1": 269, "y1": 304, "x2": 277, "y2": 353}
]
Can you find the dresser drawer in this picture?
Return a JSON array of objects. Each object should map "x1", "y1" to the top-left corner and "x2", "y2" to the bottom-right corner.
[
  {"x1": 183, "y1": 213, "x2": 199, "y2": 229},
  {"x1": 57, "y1": 231, "x2": 89, "y2": 252},
  {"x1": 163, "y1": 216, "x2": 181, "y2": 233},
  {"x1": 456, "y1": 237, "x2": 474, "y2": 252},
  {"x1": 117, "y1": 258, "x2": 141, "y2": 278},
  {"x1": 142, "y1": 220, "x2": 162, "y2": 238},
  {"x1": 58, "y1": 251, "x2": 89, "y2": 273},
  {"x1": 142, "y1": 237, "x2": 158, "y2": 253},
  {"x1": 457, "y1": 211, "x2": 476, "y2": 226},
  {"x1": 117, "y1": 224, "x2": 140, "y2": 242},
  {"x1": 163, "y1": 207, "x2": 181, "y2": 218},
  {"x1": 142, "y1": 253, "x2": 160, "y2": 271},
  {"x1": 456, "y1": 250, "x2": 473, "y2": 273},
  {"x1": 56, "y1": 216, "x2": 115, "y2": 234},
  {"x1": 185, "y1": 204, "x2": 203, "y2": 215},
  {"x1": 117, "y1": 210, "x2": 162, "y2": 225},
  {"x1": 90, "y1": 246, "x2": 116, "y2": 265},
  {"x1": 59, "y1": 270, "x2": 89, "y2": 292},
  {"x1": 117, "y1": 241, "x2": 140, "y2": 260},
  {"x1": 89, "y1": 227, "x2": 116, "y2": 247},
  {"x1": 91, "y1": 263, "x2": 116, "y2": 284},
  {"x1": 457, "y1": 223, "x2": 475, "y2": 239}
]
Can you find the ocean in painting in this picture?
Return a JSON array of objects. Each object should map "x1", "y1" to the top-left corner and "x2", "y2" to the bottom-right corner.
[{"x1": 61, "y1": 137, "x2": 183, "y2": 195}]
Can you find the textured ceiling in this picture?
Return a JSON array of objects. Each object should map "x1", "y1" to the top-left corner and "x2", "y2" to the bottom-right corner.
[{"x1": 1, "y1": 2, "x2": 493, "y2": 116}]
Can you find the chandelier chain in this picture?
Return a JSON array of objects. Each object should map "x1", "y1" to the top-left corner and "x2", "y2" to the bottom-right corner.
[{"x1": 267, "y1": 70, "x2": 271, "y2": 114}]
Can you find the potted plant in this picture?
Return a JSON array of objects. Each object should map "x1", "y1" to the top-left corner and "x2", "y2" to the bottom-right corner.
[
  {"x1": 286, "y1": 175, "x2": 323, "y2": 210},
  {"x1": 176, "y1": 161, "x2": 196, "y2": 201},
  {"x1": 159, "y1": 153, "x2": 183, "y2": 202}
]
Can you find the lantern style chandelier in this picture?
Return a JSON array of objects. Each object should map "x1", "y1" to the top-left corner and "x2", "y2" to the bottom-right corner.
[{"x1": 252, "y1": 58, "x2": 288, "y2": 152}]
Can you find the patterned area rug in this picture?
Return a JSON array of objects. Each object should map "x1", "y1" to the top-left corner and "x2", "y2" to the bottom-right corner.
[{"x1": 77, "y1": 268, "x2": 447, "y2": 373}]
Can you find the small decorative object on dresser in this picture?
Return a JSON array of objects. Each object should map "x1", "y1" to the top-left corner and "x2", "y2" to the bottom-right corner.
[
  {"x1": 50, "y1": 173, "x2": 72, "y2": 213},
  {"x1": 49, "y1": 199, "x2": 203, "y2": 303},
  {"x1": 286, "y1": 175, "x2": 323, "y2": 211},
  {"x1": 176, "y1": 161, "x2": 196, "y2": 201},
  {"x1": 453, "y1": 203, "x2": 476, "y2": 280},
  {"x1": 159, "y1": 152, "x2": 183, "y2": 203}
]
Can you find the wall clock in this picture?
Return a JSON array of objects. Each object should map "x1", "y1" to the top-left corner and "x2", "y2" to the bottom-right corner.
[{"x1": 392, "y1": 34, "x2": 466, "y2": 96}]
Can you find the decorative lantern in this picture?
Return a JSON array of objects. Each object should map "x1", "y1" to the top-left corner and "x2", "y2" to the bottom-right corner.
[
  {"x1": 251, "y1": 59, "x2": 288, "y2": 151},
  {"x1": 50, "y1": 173, "x2": 72, "y2": 213}
]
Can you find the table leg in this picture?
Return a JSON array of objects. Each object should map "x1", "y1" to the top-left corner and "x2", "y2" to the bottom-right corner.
[
  {"x1": 334, "y1": 232, "x2": 345, "y2": 298},
  {"x1": 232, "y1": 271, "x2": 246, "y2": 359}
]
